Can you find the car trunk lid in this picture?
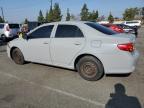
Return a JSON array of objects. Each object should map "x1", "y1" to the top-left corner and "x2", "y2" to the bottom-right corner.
[{"x1": 112, "y1": 33, "x2": 136, "y2": 43}]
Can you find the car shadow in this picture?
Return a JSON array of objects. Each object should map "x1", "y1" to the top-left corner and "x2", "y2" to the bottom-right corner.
[
  {"x1": 106, "y1": 73, "x2": 131, "y2": 77},
  {"x1": 105, "y1": 83, "x2": 142, "y2": 108},
  {"x1": 29, "y1": 62, "x2": 77, "y2": 72}
]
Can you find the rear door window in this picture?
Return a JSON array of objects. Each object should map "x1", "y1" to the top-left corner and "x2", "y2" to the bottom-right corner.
[{"x1": 55, "y1": 25, "x2": 84, "y2": 38}]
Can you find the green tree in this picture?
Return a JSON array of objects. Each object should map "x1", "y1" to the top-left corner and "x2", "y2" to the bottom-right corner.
[
  {"x1": 123, "y1": 8, "x2": 140, "y2": 21},
  {"x1": 88, "y1": 10, "x2": 99, "y2": 21},
  {"x1": 66, "y1": 8, "x2": 71, "y2": 21},
  {"x1": 141, "y1": 7, "x2": 144, "y2": 24},
  {"x1": 47, "y1": 8, "x2": 53, "y2": 22},
  {"x1": 45, "y1": 10, "x2": 49, "y2": 22},
  {"x1": 88, "y1": 12, "x2": 93, "y2": 21},
  {"x1": 80, "y1": 3, "x2": 89, "y2": 21},
  {"x1": 38, "y1": 10, "x2": 45, "y2": 23},
  {"x1": 53, "y1": 3, "x2": 62, "y2": 22},
  {"x1": 95, "y1": 10, "x2": 99, "y2": 21},
  {"x1": 108, "y1": 12, "x2": 114, "y2": 23},
  {"x1": 0, "y1": 16, "x2": 4, "y2": 23},
  {"x1": 24, "y1": 18, "x2": 28, "y2": 24}
]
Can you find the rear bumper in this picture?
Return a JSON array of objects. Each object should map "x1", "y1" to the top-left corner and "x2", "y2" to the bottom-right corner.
[{"x1": 98, "y1": 50, "x2": 140, "y2": 74}]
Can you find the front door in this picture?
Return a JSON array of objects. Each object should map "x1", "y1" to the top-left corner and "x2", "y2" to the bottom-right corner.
[{"x1": 22, "y1": 25, "x2": 54, "y2": 64}]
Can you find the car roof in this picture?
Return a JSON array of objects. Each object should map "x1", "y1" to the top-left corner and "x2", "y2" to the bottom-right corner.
[
  {"x1": 28, "y1": 21, "x2": 91, "y2": 34},
  {"x1": 40, "y1": 21, "x2": 91, "y2": 27}
]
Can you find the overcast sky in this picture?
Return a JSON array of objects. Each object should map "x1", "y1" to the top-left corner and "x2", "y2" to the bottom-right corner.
[{"x1": 0, "y1": 0, "x2": 144, "y2": 23}]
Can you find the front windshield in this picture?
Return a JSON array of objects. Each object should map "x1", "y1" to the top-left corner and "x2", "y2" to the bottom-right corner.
[{"x1": 85, "y1": 22, "x2": 118, "y2": 35}]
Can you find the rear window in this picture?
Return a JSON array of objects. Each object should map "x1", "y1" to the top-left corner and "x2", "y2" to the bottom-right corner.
[
  {"x1": 85, "y1": 23, "x2": 117, "y2": 35},
  {"x1": 9, "y1": 24, "x2": 19, "y2": 29},
  {"x1": 0, "y1": 24, "x2": 4, "y2": 29}
]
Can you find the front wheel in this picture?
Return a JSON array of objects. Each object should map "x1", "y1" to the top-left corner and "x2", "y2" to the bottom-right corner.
[
  {"x1": 76, "y1": 56, "x2": 104, "y2": 81},
  {"x1": 11, "y1": 48, "x2": 25, "y2": 65}
]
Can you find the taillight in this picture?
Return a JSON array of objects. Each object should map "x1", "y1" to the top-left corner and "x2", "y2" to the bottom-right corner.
[
  {"x1": 6, "y1": 26, "x2": 10, "y2": 31},
  {"x1": 117, "y1": 43, "x2": 134, "y2": 52}
]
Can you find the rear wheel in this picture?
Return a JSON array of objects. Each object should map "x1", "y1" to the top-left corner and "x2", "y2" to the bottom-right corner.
[
  {"x1": 11, "y1": 48, "x2": 25, "y2": 65},
  {"x1": 76, "y1": 56, "x2": 104, "y2": 81}
]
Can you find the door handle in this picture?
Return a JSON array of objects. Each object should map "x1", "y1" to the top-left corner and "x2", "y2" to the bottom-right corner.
[
  {"x1": 43, "y1": 42, "x2": 49, "y2": 44},
  {"x1": 74, "y1": 43, "x2": 81, "y2": 45}
]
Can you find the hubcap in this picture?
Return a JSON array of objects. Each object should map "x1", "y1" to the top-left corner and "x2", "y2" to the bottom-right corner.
[
  {"x1": 13, "y1": 51, "x2": 21, "y2": 64},
  {"x1": 80, "y1": 62, "x2": 97, "y2": 78}
]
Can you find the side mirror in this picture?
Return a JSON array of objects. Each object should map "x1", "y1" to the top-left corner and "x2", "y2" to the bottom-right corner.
[
  {"x1": 18, "y1": 32, "x2": 29, "y2": 40},
  {"x1": 24, "y1": 33, "x2": 29, "y2": 40}
]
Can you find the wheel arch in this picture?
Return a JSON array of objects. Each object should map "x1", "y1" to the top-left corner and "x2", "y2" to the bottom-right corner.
[{"x1": 74, "y1": 54, "x2": 105, "y2": 72}]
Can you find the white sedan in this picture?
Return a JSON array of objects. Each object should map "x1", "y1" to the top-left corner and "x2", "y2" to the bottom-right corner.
[{"x1": 7, "y1": 21, "x2": 139, "y2": 81}]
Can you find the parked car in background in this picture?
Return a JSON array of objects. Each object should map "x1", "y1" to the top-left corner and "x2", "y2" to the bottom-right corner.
[
  {"x1": 0, "y1": 23, "x2": 5, "y2": 38},
  {"x1": 101, "y1": 23, "x2": 124, "y2": 33},
  {"x1": 97, "y1": 21, "x2": 109, "y2": 24},
  {"x1": 122, "y1": 20, "x2": 141, "y2": 28},
  {"x1": 5, "y1": 23, "x2": 20, "y2": 37},
  {"x1": 0, "y1": 23, "x2": 20, "y2": 41},
  {"x1": 7, "y1": 21, "x2": 139, "y2": 81},
  {"x1": 116, "y1": 24, "x2": 138, "y2": 37},
  {"x1": 116, "y1": 24, "x2": 134, "y2": 33}
]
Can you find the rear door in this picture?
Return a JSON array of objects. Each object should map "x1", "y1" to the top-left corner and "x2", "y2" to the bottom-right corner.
[{"x1": 50, "y1": 24, "x2": 85, "y2": 67}]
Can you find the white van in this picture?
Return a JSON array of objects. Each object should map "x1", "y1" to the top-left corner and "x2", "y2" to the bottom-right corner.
[
  {"x1": 0, "y1": 23, "x2": 20, "y2": 38},
  {"x1": 122, "y1": 20, "x2": 141, "y2": 27}
]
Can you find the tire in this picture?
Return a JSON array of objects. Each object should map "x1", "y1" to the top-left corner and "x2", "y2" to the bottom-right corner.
[
  {"x1": 76, "y1": 56, "x2": 104, "y2": 81},
  {"x1": 1, "y1": 34, "x2": 7, "y2": 42},
  {"x1": 11, "y1": 48, "x2": 25, "y2": 65}
]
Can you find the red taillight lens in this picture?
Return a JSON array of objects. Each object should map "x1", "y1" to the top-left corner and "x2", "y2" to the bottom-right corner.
[
  {"x1": 111, "y1": 26, "x2": 124, "y2": 33},
  {"x1": 116, "y1": 28, "x2": 124, "y2": 33},
  {"x1": 117, "y1": 43, "x2": 134, "y2": 52}
]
